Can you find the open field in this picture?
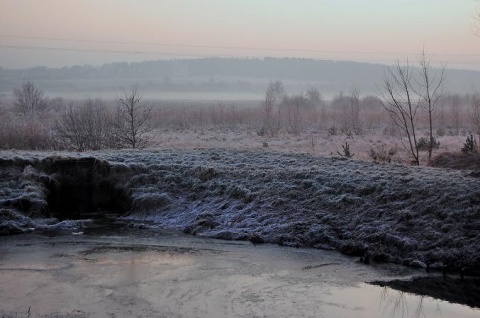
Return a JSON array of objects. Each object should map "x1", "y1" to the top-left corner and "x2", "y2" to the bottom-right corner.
[
  {"x1": 1, "y1": 93, "x2": 478, "y2": 167},
  {"x1": 150, "y1": 126, "x2": 471, "y2": 165}
]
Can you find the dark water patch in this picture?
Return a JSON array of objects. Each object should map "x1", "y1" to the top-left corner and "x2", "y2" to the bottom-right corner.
[
  {"x1": 303, "y1": 262, "x2": 341, "y2": 270},
  {"x1": 371, "y1": 276, "x2": 480, "y2": 309},
  {"x1": 41, "y1": 157, "x2": 132, "y2": 220},
  {"x1": 78, "y1": 244, "x2": 200, "y2": 256},
  {"x1": 81, "y1": 215, "x2": 159, "y2": 237},
  {"x1": 81, "y1": 215, "x2": 129, "y2": 235},
  {"x1": 0, "y1": 260, "x2": 72, "y2": 272}
]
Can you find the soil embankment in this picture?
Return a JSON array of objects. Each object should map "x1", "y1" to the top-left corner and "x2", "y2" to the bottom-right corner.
[{"x1": 1, "y1": 149, "x2": 479, "y2": 272}]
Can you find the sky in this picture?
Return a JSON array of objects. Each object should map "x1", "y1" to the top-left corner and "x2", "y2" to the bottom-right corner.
[{"x1": 0, "y1": 0, "x2": 479, "y2": 70}]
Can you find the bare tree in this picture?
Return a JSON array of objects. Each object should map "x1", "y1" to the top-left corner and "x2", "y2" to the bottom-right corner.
[
  {"x1": 306, "y1": 87, "x2": 327, "y2": 126},
  {"x1": 416, "y1": 49, "x2": 446, "y2": 163},
  {"x1": 333, "y1": 90, "x2": 361, "y2": 135},
  {"x1": 380, "y1": 60, "x2": 421, "y2": 165},
  {"x1": 471, "y1": 94, "x2": 480, "y2": 142},
  {"x1": 331, "y1": 92, "x2": 349, "y2": 133},
  {"x1": 450, "y1": 94, "x2": 461, "y2": 135},
  {"x1": 282, "y1": 94, "x2": 306, "y2": 135},
  {"x1": 115, "y1": 86, "x2": 153, "y2": 149},
  {"x1": 306, "y1": 87, "x2": 323, "y2": 108},
  {"x1": 349, "y1": 89, "x2": 362, "y2": 134},
  {"x1": 13, "y1": 81, "x2": 46, "y2": 116},
  {"x1": 261, "y1": 80, "x2": 284, "y2": 136},
  {"x1": 473, "y1": 1, "x2": 480, "y2": 36}
]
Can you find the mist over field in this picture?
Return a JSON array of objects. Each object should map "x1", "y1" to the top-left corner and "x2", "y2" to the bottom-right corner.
[{"x1": 1, "y1": 58, "x2": 480, "y2": 101}]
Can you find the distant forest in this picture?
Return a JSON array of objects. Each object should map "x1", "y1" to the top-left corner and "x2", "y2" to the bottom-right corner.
[
  {"x1": 1, "y1": 58, "x2": 480, "y2": 99},
  {"x1": 0, "y1": 58, "x2": 386, "y2": 81}
]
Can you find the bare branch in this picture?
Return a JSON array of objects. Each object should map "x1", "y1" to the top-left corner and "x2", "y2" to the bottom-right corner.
[
  {"x1": 416, "y1": 49, "x2": 446, "y2": 163},
  {"x1": 380, "y1": 61, "x2": 420, "y2": 165},
  {"x1": 115, "y1": 85, "x2": 154, "y2": 149},
  {"x1": 261, "y1": 80, "x2": 284, "y2": 136},
  {"x1": 13, "y1": 81, "x2": 46, "y2": 116}
]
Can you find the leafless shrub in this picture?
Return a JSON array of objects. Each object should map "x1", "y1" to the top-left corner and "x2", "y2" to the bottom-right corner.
[
  {"x1": 361, "y1": 95, "x2": 383, "y2": 132},
  {"x1": 331, "y1": 90, "x2": 362, "y2": 135},
  {"x1": 54, "y1": 99, "x2": 117, "y2": 151},
  {"x1": 0, "y1": 112, "x2": 54, "y2": 150},
  {"x1": 261, "y1": 80, "x2": 284, "y2": 136},
  {"x1": 208, "y1": 103, "x2": 241, "y2": 128},
  {"x1": 369, "y1": 143, "x2": 398, "y2": 163}
]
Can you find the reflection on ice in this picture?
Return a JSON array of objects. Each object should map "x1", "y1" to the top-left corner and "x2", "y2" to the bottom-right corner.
[
  {"x1": 0, "y1": 233, "x2": 478, "y2": 318},
  {"x1": 321, "y1": 284, "x2": 479, "y2": 318},
  {"x1": 376, "y1": 286, "x2": 478, "y2": 318}
]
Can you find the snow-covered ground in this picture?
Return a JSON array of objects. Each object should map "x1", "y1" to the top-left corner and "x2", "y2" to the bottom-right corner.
[{"x1": 1, "y1": 148, "x2": 479, "y2": 271}]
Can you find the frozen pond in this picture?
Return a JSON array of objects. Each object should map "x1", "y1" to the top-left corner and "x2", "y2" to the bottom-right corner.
[{"x1": 0, "y1": 227, "x2": 478, "y2": 318}]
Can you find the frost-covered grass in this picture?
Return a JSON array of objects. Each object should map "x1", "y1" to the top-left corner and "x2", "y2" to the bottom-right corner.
[
  {"x1": 149, "y1": 127, "x2": 469, "y2": 165},
  {"x1": 1, "y1": 148, "x2": 479, "y2": 271}
]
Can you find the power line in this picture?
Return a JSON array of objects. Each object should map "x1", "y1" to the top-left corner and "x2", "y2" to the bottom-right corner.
[
  {"x1": 0, "y1": 34, "x2": 404, "y2": 55},
  {"x1": 0, "y1": 44, "x2": 220, "y2": 57},
  {"x1": 2, "y1": 34, "x2": 479, "y2": 58},
  {"x1": 0, "y1": 44, "x2": 478, "y2": 67},
  {"x1": 0, "y1": 44, "x2": 402, "y2": 63}
]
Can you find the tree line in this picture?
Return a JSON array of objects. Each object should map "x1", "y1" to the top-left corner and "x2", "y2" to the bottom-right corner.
[
  {"x1": 1, "y1": 61, "x2": 479, "y2": 167},
  {"x1": 1, "y1": 82, "x2": 153, "y2": 151}
]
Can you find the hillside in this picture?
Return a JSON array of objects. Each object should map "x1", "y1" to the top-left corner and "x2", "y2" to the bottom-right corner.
[{"x1": 1, "y1": 149, "x2": 479, "y2": 273}]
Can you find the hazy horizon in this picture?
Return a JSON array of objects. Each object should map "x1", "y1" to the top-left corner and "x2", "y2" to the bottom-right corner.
[{"x1": 1, "y1": 0, "x2": 479, "y2": 70}]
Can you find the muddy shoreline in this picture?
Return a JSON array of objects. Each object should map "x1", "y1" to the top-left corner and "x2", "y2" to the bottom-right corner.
[{"x1": 372, "y1": 276, "x2": 480, "y2": 309}]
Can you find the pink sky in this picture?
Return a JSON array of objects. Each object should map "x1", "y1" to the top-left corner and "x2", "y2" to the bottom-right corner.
[{"x1": 0, "y1": 0, "x2": 479, "y2": 69}]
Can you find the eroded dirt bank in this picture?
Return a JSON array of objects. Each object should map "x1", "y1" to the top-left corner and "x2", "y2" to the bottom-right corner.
[
  {"x1": 0, "y1": 226, "x2": 478, "y2": 318},
  {"x1": 1, "y1": 149, "x2": 479, "y2": 272}
]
